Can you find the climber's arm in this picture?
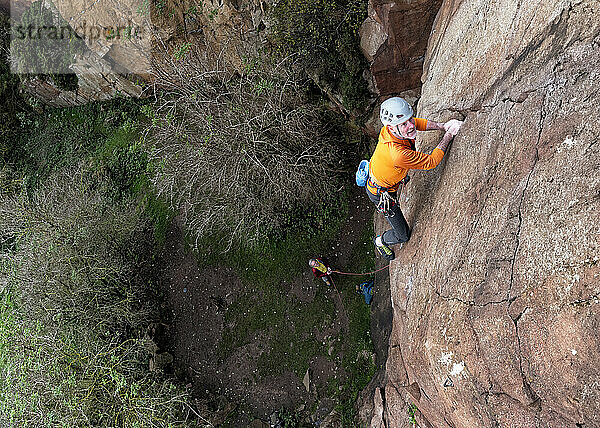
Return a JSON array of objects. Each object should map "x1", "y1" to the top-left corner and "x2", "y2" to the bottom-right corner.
[
  {"x1": 426, "y1": 120, "x2": 446, "y2": 131},
  {"x1": 426, "y1": 119, "x2": 464, "y2": 135},
  {"x1": 436, "y1": 131, "x2": 454, "y2": 152}
]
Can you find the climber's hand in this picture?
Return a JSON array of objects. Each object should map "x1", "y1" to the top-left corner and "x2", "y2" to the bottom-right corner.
[
  {"x1": 326, "y1": 267, "x2": 332, "y2": 275},
  {"x1": 443, "y1": 119, "x2": 463, "y2": 136}
]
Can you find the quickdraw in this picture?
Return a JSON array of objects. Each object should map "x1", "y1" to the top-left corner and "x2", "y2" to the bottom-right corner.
[
  {"x1": 368, "y1": 174, "x2": 410, "y2": 216},
  {"x1": 377, "y1": 190, "x2": 396, "y2": 216}
]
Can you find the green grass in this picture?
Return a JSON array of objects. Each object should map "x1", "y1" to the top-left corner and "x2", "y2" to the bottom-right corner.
[
  {"x1": 216, "y1": 283, "x2": 337, "y2": 379},
  {"x1": 7, "y1": 97, "x2": 175, "y2": 245},
  {"x1": 408, "y1": 403, "x2": 418, "y2": 425},
  {"x1": 0, "y1": 282, "x2": 24, "y2": 422},
  {"x1": 257, "y1": 286, "x2": 336, "y2": 378},
  {"x1": 0, "y1": 281, "x2": 196, "y2": 426},
  {"x1": 144, "y1": 194, "x2": 175, "y2": 246},
  {"x1": 211, "y1": 193, "x2": 377, "y2": 425},
  {"x1": 330, "y1": 222, "x2": 377, "y2": 425},
  {"x1": 9, "y1": 98, "x2": 142, "y2": 191},
  {"x1": 212, "y1": 202, "x2": 346, "y2": 377}
]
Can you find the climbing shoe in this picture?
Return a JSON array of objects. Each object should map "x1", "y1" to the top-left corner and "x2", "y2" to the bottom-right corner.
[{"x1": 373, "y1": 235, "x2": 395, "y2": 261}]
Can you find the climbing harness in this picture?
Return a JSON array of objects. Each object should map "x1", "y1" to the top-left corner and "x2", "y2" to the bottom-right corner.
[
  {"x1": 366, "y1": 176, "x2": 395, "y2": 215},
  {"x1": 367, "y1": 174, "x2": 410, "y2": 217},
  {"x1": 377, "y1": 190, "x2": 396, "y2": 216}
]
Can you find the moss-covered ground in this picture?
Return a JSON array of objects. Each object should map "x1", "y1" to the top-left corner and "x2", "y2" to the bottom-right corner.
[{"x1": 171, "y1": 188, "x2": 377, "y2": 425}]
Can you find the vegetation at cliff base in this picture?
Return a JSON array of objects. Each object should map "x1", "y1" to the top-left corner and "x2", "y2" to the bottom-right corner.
[
  {"x1": 147, "y1": 47, "x2": 347, "y2": 249},
  {"x1": 270, "y1": 0, "x2": 369, "y2": 111},
  {"x1": 0, "y1": 0, "x2": 376, "y2": 424},
  {"x1": 0, "y1": 98, "x2": 205, "y2": 425}
]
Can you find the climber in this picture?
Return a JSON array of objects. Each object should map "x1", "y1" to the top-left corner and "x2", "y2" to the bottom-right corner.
[
  {"x1": 309, "y1": 258, "x2": 332, "y2": 286},
  {"x1": 367, "y1": 97, "x2": 463, "y2": 261}
]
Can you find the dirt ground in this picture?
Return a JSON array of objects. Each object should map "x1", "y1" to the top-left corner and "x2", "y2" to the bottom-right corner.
[{"x1": 155, "y1": 188, "x2": 383, "y2": 425}]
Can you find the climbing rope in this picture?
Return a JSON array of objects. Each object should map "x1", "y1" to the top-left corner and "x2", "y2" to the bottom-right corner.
[{"x1": 331, "y1": 264, "x2": 390, "y2": 276}]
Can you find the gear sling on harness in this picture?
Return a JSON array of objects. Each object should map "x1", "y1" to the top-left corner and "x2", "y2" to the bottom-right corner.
[{"x1": 366, "y1": 175, "x2": 409, "y2": 216}]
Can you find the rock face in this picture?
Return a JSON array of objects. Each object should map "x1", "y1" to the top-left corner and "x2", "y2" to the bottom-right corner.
[
  {"x1": 51, "y1": 0, "x2": 152, "y2": 75},
  {"x1": 10, "y1": 0, "x2": 266, "y2": 106},
  {"x1": 21, "y1": 65, "x2": 142, "y2": 108},
  {"x1": 6, "y1": 0, "x2": 146, "y2": 106},
  {"x1": 365, "y1": 0, "x2": 600, "y2": 426},
  {"x1": 360, "y1": 0, "x2": 442, "y2": 96}
]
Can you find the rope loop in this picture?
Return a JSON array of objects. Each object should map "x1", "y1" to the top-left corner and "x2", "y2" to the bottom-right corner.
[{"x1": 331, "y1": 265, "x2": 390, "y2": 276}]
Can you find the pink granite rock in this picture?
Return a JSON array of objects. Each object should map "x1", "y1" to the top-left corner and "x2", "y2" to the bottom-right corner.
[{"x1": 360, "y1": 0, "x2": 600, "y2": 426}]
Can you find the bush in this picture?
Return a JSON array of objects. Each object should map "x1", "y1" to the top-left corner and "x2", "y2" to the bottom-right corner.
[
  {"x1": 0, "y1": 168, "x2": 205, "y2": 426},
  {"x1": 146, "y1": 45, "x2": 345, "y2": 250},
  {"x1": 7, "y1": 98, "x2": 145, "y2": 193},
  {"x1": 269, "y1": 0, "x2": 369, "y2": 110},
  {"x1": 0, "y1": 15, "x2": 28, "y2": 166},
  {"x1": 3, "y1": 167, "x2": 152, "y2": 330}
]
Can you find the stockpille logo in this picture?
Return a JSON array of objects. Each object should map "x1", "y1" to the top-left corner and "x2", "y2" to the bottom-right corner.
[{"x1": 12, "y1": 20, "x2": 144, "y2": 42}]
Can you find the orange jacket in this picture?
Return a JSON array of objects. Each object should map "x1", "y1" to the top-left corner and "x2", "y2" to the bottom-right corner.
[{"x1": 367, "y1": 118, "x2": 445, "y2": 194}]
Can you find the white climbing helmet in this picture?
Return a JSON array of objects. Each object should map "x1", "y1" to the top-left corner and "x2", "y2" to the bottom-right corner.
[{"x1": 380, "y1": 97, "x2": 413, "y2": 126}]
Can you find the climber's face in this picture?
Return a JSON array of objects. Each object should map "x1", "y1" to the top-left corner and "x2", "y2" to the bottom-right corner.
[{"x1": 396, "y1": 117, "x2": 417, "y2": 139}]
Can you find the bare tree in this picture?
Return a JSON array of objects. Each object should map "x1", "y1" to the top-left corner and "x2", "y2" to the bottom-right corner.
[
  {"x1": 0, "y1": 167, "x2": 212, "y2": 426},
  {"x1": 146, "y1": 43, "x2": 343, "y2": 249},
  {"x1": 1, "y1": 166, "x2": 155, "y2": 330}
]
